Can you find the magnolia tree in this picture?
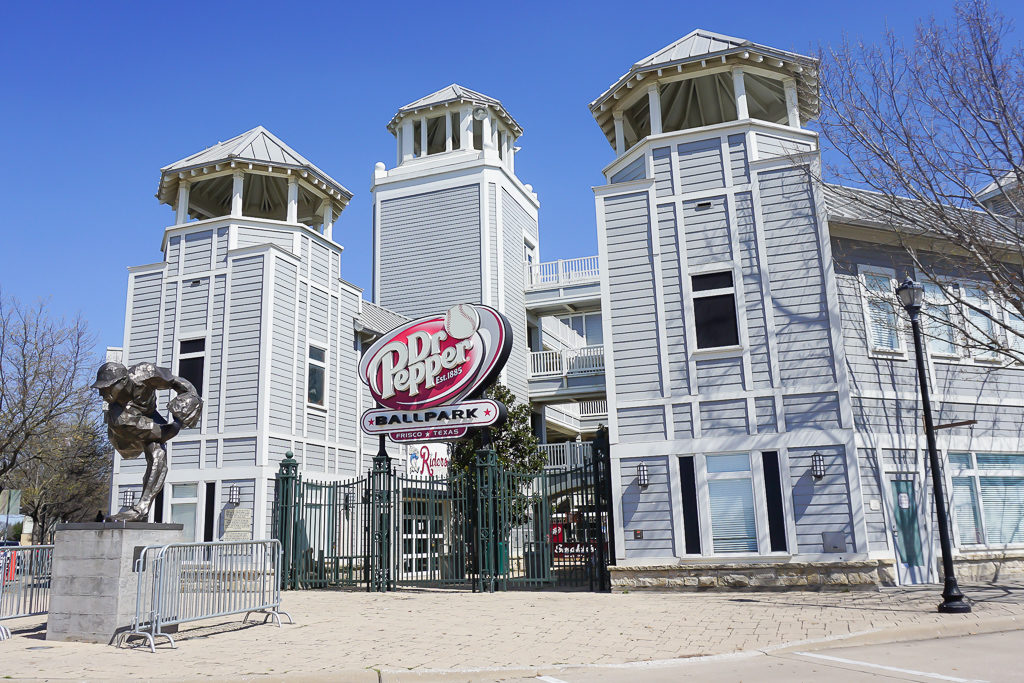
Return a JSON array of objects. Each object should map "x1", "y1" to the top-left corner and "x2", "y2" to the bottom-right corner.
[
  {"x1": 450, "y1": 383, "x2": 543, "y2": 475},
  {"x1": 818, "y1": 0, "x2": 1024, "y2": 363}
]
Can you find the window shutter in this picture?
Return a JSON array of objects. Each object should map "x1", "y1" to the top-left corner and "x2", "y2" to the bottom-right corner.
[{"x1": 709, "y1": 479, "x2": 757, "y2": 552}]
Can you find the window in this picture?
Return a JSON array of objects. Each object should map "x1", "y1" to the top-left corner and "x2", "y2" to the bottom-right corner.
[
  {"x1": 949, "y1": 451, "x2": 1024, "y2": 547},
  {"x1": 692, "y1": 271, "x2": 739, "y2": 349},
  {"x1": 558, "y1": 313, "x2": 603, "y2": 346},
  {"x1": 308, "y1": 345, "x2": 326, "y2": 406},
  {"x1": 860, "y1": 268, "x2": 902, "y2": 353},
  {"x1": 177, "y1": 338, "x2": 205, "y2": 397},
  {"x1": 964, "y1": 285, "x2": 999, "y2": 360},
  {"x1": 450, "y1": 112, "x2": 460, "y2": 149},
  {"x1": 923, "y1": 282, "x2": 958, "y2": 357},
  {"x1": 170, "y1": 483, "x2": 198, "y2": 543},
  {"x1": 706, "y1": 454, "x2": 757, "y2": 552},
  {"x1": 426, "y1": 115, "x2": 445, "y2": 155},
  {"x1": 472, "y1": 118, "x2": 483, "y2": 151}
]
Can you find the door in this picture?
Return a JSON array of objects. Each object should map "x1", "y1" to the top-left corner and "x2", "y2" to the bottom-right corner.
[{"x1": 890, "y1": 479, "x2": 926, "y2": 584}]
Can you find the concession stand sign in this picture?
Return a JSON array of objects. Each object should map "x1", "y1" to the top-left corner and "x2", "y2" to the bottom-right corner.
[{"x1": 358, "y1": 304, "x2": 512, "y2": 443}]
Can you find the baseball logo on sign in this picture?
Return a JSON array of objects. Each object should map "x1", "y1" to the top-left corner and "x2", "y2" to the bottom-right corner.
[{"x1": 445, "y1": 304, "x2": 480, "y2": 340}]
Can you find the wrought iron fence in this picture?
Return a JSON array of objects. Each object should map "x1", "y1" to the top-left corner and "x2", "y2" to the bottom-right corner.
[
  {"x1": 119, "y1": 539, "x2": 290, "y2": 652},
  {"x1": 273, "y1": 430, "x2": 615, "y2": 594},
  {"x1": 0, "y1": 545, "x2": 53, "y2": 641}
]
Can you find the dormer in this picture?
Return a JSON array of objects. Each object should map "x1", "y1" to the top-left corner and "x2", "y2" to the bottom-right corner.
[
  {"x1": 589, "y1": 30, "x2": 819, "y2": 156},
  {"x1": 156, "y1": 126, "x2": 353, "y2": 240},
  {"x1": 385, "y1": 84, "x2": 523, "y2": 173}
]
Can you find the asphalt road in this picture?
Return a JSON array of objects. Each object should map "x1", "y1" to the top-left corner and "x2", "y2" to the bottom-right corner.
[{"x1": 518, "y1": 630, "x2": 1023, "y2": 682}]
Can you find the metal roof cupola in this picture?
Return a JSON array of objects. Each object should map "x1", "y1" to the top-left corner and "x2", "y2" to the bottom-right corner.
[
  {"x1": 589, "y1": 29, "x2": 819, "y2": 157},
  {"x1": 385, "y1": 84, "x2": 523, "y2": 173},
  {"x1": 157, "y1": 126, "x2": 353, "y2": 242}
]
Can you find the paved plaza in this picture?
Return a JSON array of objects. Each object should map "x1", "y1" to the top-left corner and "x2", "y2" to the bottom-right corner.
[{"x1": 1, "y1": 583, "x2": 1023, "y2": 681}]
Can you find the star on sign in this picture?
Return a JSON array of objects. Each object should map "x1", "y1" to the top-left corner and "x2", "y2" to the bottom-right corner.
[{"x1": 484, "y1": 408, "x2": 491, "y2": 416}]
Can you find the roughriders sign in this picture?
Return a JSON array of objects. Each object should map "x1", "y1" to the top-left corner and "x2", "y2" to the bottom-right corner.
[{"x1": 358, "y1": 304, "x2": 512, "y2": 443}]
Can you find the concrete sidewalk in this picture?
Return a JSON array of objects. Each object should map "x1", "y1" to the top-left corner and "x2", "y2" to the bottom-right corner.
[{"x1": 1, "y1": 582, "x2": 1022, "y2": 681}]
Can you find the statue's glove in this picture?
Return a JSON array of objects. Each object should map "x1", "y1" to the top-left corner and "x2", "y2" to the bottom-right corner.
[{"x1": 168, "y1": 392, "x2": 203, "y2": 428}]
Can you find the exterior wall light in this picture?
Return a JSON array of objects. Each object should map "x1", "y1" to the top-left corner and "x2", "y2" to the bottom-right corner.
[
  {"x1": 811, "y1": 451, "x2": 827, "y2": 482},
  {"x1": 227, "y1": 484, "x2": 241, "y2": 506},
  {"x1": 120, "y1": 489, "x2": 136, "y2": 508},
  {"x1": 637, "y1": 461, "x2": 650, "y2": 489}
]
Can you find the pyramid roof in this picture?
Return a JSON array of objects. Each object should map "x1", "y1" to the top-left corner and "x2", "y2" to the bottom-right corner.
[
  {"x1": 157, "y1": 126, "x2": 352, "y2": 206},
  {"x1": 387, "y1": 84, "x2": 522, "y2": 137}
]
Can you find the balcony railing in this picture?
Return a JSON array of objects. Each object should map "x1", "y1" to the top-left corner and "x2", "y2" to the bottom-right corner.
[
  {"x1": 579, "y1": 400, "x2": 608, "y2": 419},
  {"x1": 529, "y1": 345, "x2": 605, "y2": 378},
  {"x1": 524, "y1": 256, "x2": 600, "y2": 290},
  {"x1": 539, "y1": 442, "x2": 592, "y2": 470}
]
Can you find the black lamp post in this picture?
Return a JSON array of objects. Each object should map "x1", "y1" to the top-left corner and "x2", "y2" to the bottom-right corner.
[{"x1": 895, "y1": 277, "x2": 970, "y2": 613}]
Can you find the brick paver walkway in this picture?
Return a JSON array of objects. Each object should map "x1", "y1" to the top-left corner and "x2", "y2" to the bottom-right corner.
[{"x1": 2, "y1": 583, "x2": 1023, "y2": 680}]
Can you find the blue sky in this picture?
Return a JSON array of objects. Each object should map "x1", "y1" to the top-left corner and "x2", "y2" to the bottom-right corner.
[{"x1": 1, "y1": 0, "x2": 1017, "y2": 351}]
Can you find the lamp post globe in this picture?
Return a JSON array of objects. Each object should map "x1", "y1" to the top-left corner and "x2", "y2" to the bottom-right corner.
[{"x1": 897, "y1": 277, "x2": 971, "y2": 613}]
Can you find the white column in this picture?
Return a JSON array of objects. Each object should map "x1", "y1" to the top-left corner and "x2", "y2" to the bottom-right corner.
[
  {"x1": 287, "y1": 176, "x2": 298, "y2": 224},
  {"x1": 231, "y1": 171, "x2": 244, "y2": 217},
  {"x1": 784, "y1": 78, "x2": 801, "y2": 128},
  {"x1": 419, "y1": 116, "x2": 428, "y2": 156},
  {"x1": 401, "y1": 119, "x2": 414, "y2": 162},
  {"x1": 647, "y1": 84, "x2": 662, "y2": 135},
  {"x1": 732, "y1": 67, "x2": 749, "y2": 119},
  {"x1": 323, "y1": 202, "x2": 334, "y2": 241},
  {"x1": 460, "y1": 106, "x2": 472, "y2": 150},
  {"x1": 481, "y1": 114, "x2": 494, "y2": 159},
  {"x1": 445, "y1": 111, "x2": 453, "y2": 152},
  {"x1": 175, "y1": 181, "x2": 190, "y2": 225},
  {"x1": 508, "y1": 137, "x2": 516, "y2": 174},
  {"x1": 613, "y1": 112, "x2": 625, "y2": 156}
]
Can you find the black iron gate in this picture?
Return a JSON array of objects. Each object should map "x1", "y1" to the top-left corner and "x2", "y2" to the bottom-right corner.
[{"x1": 273, "y1": 429, "x2": 614, "y2": 592}]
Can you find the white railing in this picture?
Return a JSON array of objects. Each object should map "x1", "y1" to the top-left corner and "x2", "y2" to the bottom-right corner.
[
  {"x1": 529, "y1": 345, "x2": 605, "y2": 378},
  {"x1": 539, "y1": 442, "x2": 593, "y2": 470},
  {"x1": 525, "y1": 256, "x2": 600, "y2": 290},
  {"x1": 579, "y1": 400, "x2": 608, "y2": 418}
]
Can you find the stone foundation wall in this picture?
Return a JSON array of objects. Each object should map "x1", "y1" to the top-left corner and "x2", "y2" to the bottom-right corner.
[
  {"x1": 953, "y1": 551, "x2": 1024, "y2": 582},
  {"x1": 610, "y1": 560, "x2": 897, "y2": 591}
]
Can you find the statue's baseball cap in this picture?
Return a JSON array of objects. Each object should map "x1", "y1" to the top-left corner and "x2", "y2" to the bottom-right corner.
[{"x1": 91, "y1": 362, "x2": 128, "y2": 389}]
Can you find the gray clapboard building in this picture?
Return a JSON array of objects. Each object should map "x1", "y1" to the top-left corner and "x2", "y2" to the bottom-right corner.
[{"x1": 111, "y1": 29, "x2": 1024, "y2": 586}]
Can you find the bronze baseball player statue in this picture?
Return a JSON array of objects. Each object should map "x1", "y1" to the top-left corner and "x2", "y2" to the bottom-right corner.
[{"x1": 92, "y1": 362, "x2": 203, "y2": 522}]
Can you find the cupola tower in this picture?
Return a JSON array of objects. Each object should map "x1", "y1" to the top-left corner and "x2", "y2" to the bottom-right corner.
[{"x1": 371, "y1": 85, "x2": 539, "y2": 403}]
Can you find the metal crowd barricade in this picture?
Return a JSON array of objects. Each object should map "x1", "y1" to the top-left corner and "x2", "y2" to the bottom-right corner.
[
  {"x1": 120, "y1": 539, "x2": 292, "y2": 652},
  {"x1": 0, "y1": 545, "x2": 53, "y2": 641}
]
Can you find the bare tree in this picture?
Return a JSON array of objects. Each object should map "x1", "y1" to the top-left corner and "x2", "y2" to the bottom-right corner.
[
  {"x1": 0, "y1": 291, "x2": 96, "y2": 477},
  {"x1": 4, "y1": 405, "x2": 111, "y2": 543},
  {"x1": 818, "y1": 0, "x2": 1024, "y2": 363}
]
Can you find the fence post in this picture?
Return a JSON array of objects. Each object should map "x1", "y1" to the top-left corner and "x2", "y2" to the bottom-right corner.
[
  {"x1": 592, "y1": 425, "x2": 614, "y2": 592},
  {"x1": 369, "y1": 436, "x2": 394, "y2": 593},
  {"x1": 474, "y1": 431, "x2": 500, "y2": 593},
  {"x1": 274, "y1": 451, "x2": 299, "y2": 590}
]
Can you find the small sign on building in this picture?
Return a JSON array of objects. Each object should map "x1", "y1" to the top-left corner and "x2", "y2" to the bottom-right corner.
[{"x1": 406, "y1": 443, "x2": 450, "y2": 479}]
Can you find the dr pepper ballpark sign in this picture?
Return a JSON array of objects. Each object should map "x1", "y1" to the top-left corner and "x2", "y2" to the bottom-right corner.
[{"x1": 358, "y1": 304, "x2": 512, "y2": 443}]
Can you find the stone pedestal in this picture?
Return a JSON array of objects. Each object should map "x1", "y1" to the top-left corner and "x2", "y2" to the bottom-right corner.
[{"x1": 47, "y1": 522, "x2": 184, "y2": 644}]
